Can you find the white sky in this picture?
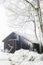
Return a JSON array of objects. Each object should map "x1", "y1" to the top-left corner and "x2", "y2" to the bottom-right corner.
[{"x1": 0, "y1": 4, "x2": 12, "y2": 50}]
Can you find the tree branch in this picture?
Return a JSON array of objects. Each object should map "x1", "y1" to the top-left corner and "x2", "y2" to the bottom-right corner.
[{"x1": 25, "y1": 0, "x2": 36, "y2": 9}]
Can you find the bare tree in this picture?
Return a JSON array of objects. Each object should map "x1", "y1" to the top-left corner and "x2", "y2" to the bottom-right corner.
[{"x1": 25, "y1": 0, "x2": 43, "y2": 52}]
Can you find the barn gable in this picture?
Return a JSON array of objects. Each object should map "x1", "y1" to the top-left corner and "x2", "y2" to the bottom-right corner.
[{"x1": 3, "y1": 32, "x2": 18, "y2": 42}]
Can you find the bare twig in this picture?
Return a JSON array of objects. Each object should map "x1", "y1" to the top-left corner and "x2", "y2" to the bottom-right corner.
[{"x1": 25, "y1": 0, "x2": 36, "y2": 9}]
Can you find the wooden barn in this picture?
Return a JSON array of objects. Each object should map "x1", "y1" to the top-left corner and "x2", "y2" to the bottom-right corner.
[{"x1": 2, "y1": 32, "x2": 30, "y2": 53}]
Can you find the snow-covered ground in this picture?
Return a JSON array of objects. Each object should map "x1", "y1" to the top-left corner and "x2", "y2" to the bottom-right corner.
[{"x1": 0, "y1": 49, "x2": 43, "y2": 65}]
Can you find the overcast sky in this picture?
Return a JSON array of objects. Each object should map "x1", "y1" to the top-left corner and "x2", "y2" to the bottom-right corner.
[{"x1": 0, "y1": 4, "x2": 13, "y2": 50}]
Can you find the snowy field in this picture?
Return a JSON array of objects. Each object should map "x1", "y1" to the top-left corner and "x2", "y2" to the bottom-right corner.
[{"x1": 0, "y1": 49, "x2": 43, "y2": 65}]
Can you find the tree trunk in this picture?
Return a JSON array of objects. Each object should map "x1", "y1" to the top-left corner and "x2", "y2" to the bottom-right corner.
[{"x1": 34, "y1": 0, "x2": 43, "y2": 53}]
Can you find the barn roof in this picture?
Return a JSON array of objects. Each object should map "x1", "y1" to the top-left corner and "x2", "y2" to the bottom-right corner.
[{"x1": 2, "y1": 32, "x2": 18, "y2": 42}]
